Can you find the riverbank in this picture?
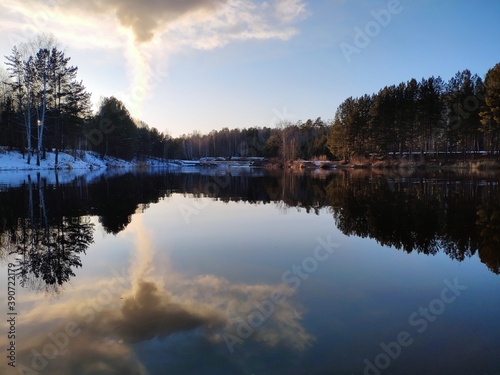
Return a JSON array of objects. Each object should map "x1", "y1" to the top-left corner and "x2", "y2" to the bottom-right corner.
[
  {"x1": 3, "y1": 149, "x2": 499, "y2": 174},
  {"x1": 263, "y1": 155, "x2": 500, "y2": 172},
  {"x1": 344, "y1": 155, "x2": 500, "y2": 171}
]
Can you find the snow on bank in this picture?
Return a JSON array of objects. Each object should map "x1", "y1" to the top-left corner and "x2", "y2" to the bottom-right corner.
[
  {"x1": 0, "y1": 150, "x2": 107, "y2": 171},
  {"x1": 0, "y1": 150, "x2": 181, "y2": 171},
  {"x1": 0, "y1": 150, "x2": 182, "y2": 188},
  {"x1": 0, "y1": 149, "x2": 271, "y2": 188}
]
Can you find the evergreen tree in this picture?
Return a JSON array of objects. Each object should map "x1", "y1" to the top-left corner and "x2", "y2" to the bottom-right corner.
[
  {"x1": 480, "y1": 63, "x2": 500, "y2": 154},
  {"x1": 445, "y1": 70, "x2": 483, "y2": 155},
  {"x1": 417, "y1": 76, "x2": 445, "y2": 155}
]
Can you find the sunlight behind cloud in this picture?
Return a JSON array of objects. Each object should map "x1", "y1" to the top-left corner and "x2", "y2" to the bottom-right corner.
[{"x1": 0, "y1": 0, "x2": 307, "y2": 120}]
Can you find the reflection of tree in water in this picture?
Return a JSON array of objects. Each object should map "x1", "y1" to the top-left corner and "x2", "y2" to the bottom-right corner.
[
  {"x1": 138, "y1": 169, "x2": 500, "y2": 275},
  {"x1": 321, "y1": 171, "x2": 500, "y2": 274},
  {"x1": 189, "y1": 168, "x2": 499, "y2": 274},
  {"x1": 1, "y1": 169, "x2": 499, "y2": 292},
  {"x1": 476, "y1": 190, "x2": 500, "y2": 274},
  {"x1": 7, "y1": 175, "x2": 94, "y2": 292}
]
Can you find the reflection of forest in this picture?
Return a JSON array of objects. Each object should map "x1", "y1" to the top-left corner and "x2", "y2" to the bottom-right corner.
[
  {"x1": 0, "y1": 175, "x2": 94, "y2": 292},
  {"x1": 0, "y1": 169, "x2": 499, "y2": 292},
  {"x1": 322, "y1": 170, "x2": 500, "y2": 275},
  {"x1": 152, "y1": 169, "x2": 500, "y2": 275}
]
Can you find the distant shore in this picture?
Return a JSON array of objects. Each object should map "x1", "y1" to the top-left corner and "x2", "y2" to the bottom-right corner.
[
  {"x1": 2, "y1": 149, "x2": 499, "y2": 174},
  {"x1": 265, "y1": 155, "x2": 500, "y2": 172}
]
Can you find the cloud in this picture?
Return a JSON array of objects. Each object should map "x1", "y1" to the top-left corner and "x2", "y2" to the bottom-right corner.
[
  {"x1": 113, "y1": 280, "x2": 224, "y2": 343},
  {"x1": 0, "y1": 211, "x2": 313, "y2": 374},
  {"x1": 66, "y1": 0, "x2": 308, "y2": 45},
  {"x1": 1, "y1": 272, "x2": 311, "y2": 374},
  {"x1": 174, "y1": 0, "x2": 310, "y2": 47},
  {"x1": 274, "y1": 0, "x2": 308, "y2": 22},
  {"x1": 0, "y1": 0, "x2": 308, "y2": 119},
  {"x1": 87, "y1": 0, "x2": 227, "y2": 43},
  {"x1": 1, "y1": 0, "x2": 307, "y2": 46}
]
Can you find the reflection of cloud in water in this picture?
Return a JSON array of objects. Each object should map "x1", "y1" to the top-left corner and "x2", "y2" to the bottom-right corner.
[
  {"x1": 1, "y1": 214, "x2": 312, "y2": 374},
  {"x1": 115, "y1": 280, "x2": 224, "y2": 344}
]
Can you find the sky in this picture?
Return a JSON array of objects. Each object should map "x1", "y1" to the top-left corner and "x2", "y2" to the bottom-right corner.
[{"x1": 0, "y1": 0, "x2": 499, "y2": 137}]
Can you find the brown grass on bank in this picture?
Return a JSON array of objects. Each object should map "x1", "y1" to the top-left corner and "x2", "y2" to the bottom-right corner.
[{"x1": 471, "y1": 160, "x2": 500, "y2": 171}]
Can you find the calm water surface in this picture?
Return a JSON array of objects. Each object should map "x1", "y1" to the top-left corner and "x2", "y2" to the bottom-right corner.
[{"x1": 0, "y1": 168, "x2": 499, "y2": 375}]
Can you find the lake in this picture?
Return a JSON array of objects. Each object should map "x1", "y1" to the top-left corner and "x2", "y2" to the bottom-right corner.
[{"x1": 0, "y1": 167, "x2": 499, "y2": 375}]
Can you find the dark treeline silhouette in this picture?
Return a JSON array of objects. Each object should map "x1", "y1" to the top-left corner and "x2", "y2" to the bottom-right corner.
[
  {"x1": 324, "y1": 171, "x2": 500, "y2": 274},
  {"x1": 327, "y1": 64, "x2": 500, "y2": 161},
  {"x1": 2, "y1": 37, "x2": 499, "y2": 163},
  {"x1": 161, "y1": 63, "x2": 500, "y2": 161},
  {"x1": 0, "y1": 38, "x2": 331, "y2": 163},
  {"x1": 0, "y1": 41, "x2": 331, "y2": 163},
  {"x1": 0, "y1": 37, "x2": 171, "y2": 163},
  {"x1": 87, "y1": 96, "x2": 170, "y2": 161},
  {"x1": 1, "y1": 170, "x2": 499, "y2": 292}
]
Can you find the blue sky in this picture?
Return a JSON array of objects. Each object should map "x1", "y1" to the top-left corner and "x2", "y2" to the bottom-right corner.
[{"x1": 1, "y1": 0, "x2": 499, "y2": 137}]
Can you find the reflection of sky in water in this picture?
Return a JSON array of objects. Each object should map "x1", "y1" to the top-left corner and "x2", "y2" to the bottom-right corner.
[{"x1": 0, "y1": 194, "x2": 500, "y2": 374}]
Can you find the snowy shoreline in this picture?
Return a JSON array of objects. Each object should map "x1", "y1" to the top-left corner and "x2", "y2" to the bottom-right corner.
[
  {"x1": 0, "y1": 150, "x2": 182, "y2": 188},
  {"x1": 0, "y1": 149, "x2": 182, "y2": 171}
]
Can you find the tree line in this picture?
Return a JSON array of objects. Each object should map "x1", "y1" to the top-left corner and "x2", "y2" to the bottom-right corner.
[
  {"x1": 85, "y1": 100, "x2": 332, "y2": 161},
  {"x1": 164, "y1": 63, "x2": 500, "y2": 162},
  {"x1": 167, "y1": 118, "x2": 331, "y2": 161},
  {"x1": 0, "y1": 38, "x2": 331, "y2": 163},
  {"x1": 327, "y1": 64, "x2": 500, "y2": 161},
  {"x1": 0, "y1": 37, "x2": 332, "y2": 163},
  {"x1": 0, "y1": 37, "x2": 171, "y2": 164},
  {"x1": 144, "y1": 63, "x2": 500, "y2": 162},
  {"x1": 1, "y1": 36, "x2": 499, "y2": 163}
]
